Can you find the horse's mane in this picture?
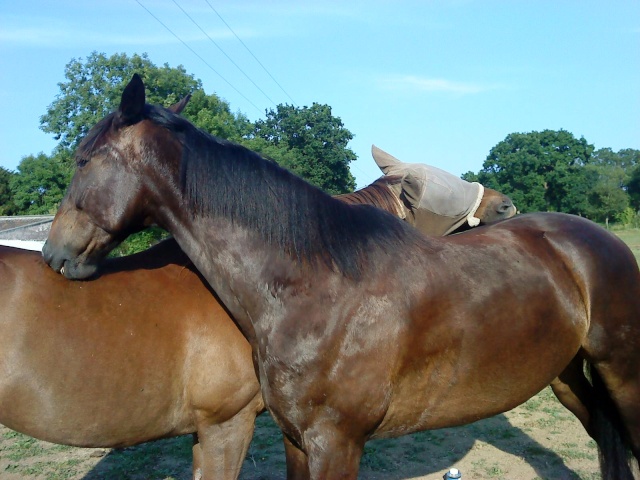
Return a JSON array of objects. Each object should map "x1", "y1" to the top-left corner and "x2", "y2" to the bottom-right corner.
[
  {"x1": 75, "y1": 113, "x2": 116, "y2": 165},
  {"x1": 82, "y1": 104, "x2": 431, "y2": 279},
  {"x1": 335, "y1": 176, "x2": 403, "y2": 216}
]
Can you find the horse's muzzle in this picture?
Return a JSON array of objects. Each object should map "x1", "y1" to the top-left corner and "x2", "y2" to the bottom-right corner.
[{"x1": 42, "y1": 241, "x2": 99, "y2": 280}]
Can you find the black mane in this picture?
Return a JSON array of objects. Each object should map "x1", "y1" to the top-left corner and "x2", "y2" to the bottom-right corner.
[
  {"x1": 100, "y1": 104, "x2": 429, "y2": 279},
  {"x1": 75, "y1": 113, "x2": 116, "y2": 165}
]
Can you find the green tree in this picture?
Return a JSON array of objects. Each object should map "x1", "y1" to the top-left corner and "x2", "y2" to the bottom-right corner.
[
  {"x1": 461, "y1": 171, "x2": 479, "y2": 183},
  {"x1": 583, "y1": 148, "x2": 639, "y2": 222},
  {"x1": 628, "y1": 167, "x2": 640, "y2": 211},
  {"x1": 477, "y1": 130, "x2": 594, "y2": 214},
  {"x1": 183, "y1": 89, "x2": 251, "y2": 142},
  {"x1": 614, "y1": 149, "x2": 640, "y2": 210},
  {"x1": 40, "y1": 52, "x2": 202, "y2": 152},
  {"x1": 239, "y1": 136, "x2": 301, "y2": 170},
  {"x1": 0, "y1": 167, "x2": 17, "y2": 216},
  {"x1": 252, "y1": 103, "x2": 357, "y2": 194},
  {"x1": 10, "y1": 152, "x2": 73, "y2": 214},
  {"x1": 584, "y1": 162, "x2": 629, "y2": 224},
  {"x1": 591, "y1": 147, "x2": 640, "y2": 173}
]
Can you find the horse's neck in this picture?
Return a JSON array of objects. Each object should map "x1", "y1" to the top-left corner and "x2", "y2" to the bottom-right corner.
[
  {"x1": 384, "y1": 182, "x2": 409, "y2": 221},
  {"x1": 337, "y1": 182, "x2": 407, "y2": 221},
  {"x1": 164, "y1": 212, "x2": 299, "y2": 343}
]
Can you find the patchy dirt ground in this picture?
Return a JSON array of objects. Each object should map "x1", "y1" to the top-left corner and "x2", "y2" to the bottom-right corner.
[{"x1": 0, "y1": 387, "x2": 606, "y2": 480}]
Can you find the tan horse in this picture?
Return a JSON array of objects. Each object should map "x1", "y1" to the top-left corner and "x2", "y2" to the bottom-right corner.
[{"x1": 0, "y1": 241, "x2": 262, "y2": 480}]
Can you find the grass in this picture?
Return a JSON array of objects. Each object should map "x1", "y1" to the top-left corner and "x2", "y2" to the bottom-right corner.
[
  {"x1": 0, "y1": 431, "x2": 85, "y2": 480},
  {"x1": 611, "y1": 227, "x2": 640, "y2": 263}
]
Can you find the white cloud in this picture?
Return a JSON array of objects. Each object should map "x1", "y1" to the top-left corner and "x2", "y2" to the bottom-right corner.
[{"x1": 377, "y1": 74, "x2": 503, "y2": 95}]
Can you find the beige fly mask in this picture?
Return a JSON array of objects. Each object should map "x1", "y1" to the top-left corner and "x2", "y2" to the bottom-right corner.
[{"x1": 372, "y1": 145, "x2": 484, "y2": 235}]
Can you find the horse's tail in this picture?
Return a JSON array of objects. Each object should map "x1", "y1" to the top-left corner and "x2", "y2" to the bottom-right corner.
[{"x1": 588, "y1": 363, "x2": 637, "y2": 480}]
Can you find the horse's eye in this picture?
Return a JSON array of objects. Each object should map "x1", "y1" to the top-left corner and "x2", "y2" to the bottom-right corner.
[{"x1": 77, "y1": 158, "x2": 89, "y2": 168}]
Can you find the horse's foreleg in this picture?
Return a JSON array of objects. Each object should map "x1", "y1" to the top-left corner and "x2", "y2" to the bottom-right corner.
[
  {"x1": 284, "y1": 435, "x2": 310, "y2": 480},
  {"x1": 192, "y1": 433, "x2": 204, "y2": 480},
  {"x1": 302, "y1": 423, "x2": 364, "y2": 480},
  {"x1": 194, "y1": 398, "x2": 260, "y2": 480}
]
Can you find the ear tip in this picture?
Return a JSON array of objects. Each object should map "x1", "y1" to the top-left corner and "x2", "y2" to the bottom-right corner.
[
  {"x1": 119, "y1": 73, "x2": 146, "y2": 120},
  {"x1": 129, "y1": 73, "x2": 145, "y2": 90},
  {"x1": 372, "y1": 145, "x2": 401, "y2": 173}
]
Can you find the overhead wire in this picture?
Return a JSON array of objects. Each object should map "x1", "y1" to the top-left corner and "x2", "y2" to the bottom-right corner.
[
  {"x1": 195, "y1": 2, "x2": 369, "y2": 182},
  {"x1": 135, "y1": 0, "x2": 367, "y2": 186},
  {"x1": 134, "y1": 0, "x2": 264, "y2": 115},
  {"x1": 203, "y1": 0, "x2": 298, "y2": 107},
  {"x1": 171, "y1": 0, "x2": 279, "y2": 108}
]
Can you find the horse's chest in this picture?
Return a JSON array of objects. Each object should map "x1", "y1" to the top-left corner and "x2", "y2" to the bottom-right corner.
[{"x1": 254, "y1": 292, "x2": 406, "y2": 430}]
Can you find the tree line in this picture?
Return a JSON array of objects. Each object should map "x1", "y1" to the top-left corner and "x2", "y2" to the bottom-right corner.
[
  {"x1": 462, "y1": 131, "x2": 640, "y2": 225},
  {"x1": 0, "y1": 52, "x2": 357, "y2": 217},
  {"x1": 1, "y1": 52, "x2": 638, "y2": 231}
]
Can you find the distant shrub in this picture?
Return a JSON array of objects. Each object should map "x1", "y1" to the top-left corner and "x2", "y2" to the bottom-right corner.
[
  {"x1": 615, "y1": 207, "x2": 638, "y2": 227},
  {"x1": 109, "y1": 227, "x2": 169, "y2": 257}
]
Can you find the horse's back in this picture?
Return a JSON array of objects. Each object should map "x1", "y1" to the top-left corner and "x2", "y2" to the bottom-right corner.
[
  {"x1": 446, "y1": 212, "x2": 640, "y2": 374},
  {"x1": 445, "y1": 212, "x2": 640, "y2": 330},
  {"x1": 0, "y1": 244, "x2": 49, "y2": 284},
  {"x1": 0, "y1": 242, "x2": 260, "y2": 447},
  {"x1": 479, "y1": 213, "x2": 640, "y2": 305}
]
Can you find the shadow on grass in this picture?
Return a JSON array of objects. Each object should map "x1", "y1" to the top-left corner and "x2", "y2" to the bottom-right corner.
[
  {"x1": 83, "y1": 410, "x2": 590, "y2": 480},
  {"x1": 358, "y1": 412, "x2": 590, "y2": 479}
]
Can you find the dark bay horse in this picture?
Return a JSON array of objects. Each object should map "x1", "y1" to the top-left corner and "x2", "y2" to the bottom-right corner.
[
  {"x1": 0, "y1": 158, "x2": 499, "y2": 478},
  {"x1": 43, "y1": 75, "x2": 640, "y2": 479},
  {"x1": 0, "y1": 122, "x2": 509, "y2": 479}
]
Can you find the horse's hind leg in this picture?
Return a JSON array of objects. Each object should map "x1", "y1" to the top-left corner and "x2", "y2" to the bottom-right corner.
[
  {"x1": 551, "y1": 353, "x2": 639, "y2": 480},
  {"x1": 587, "y1": 360, "x2": 640, "y2": 480},
  {"x1": 587, "y1": 308, "x2": 640, "y2": 470},
  {"x1": 595, "y1": 359, "x2": 640, "y2": 463},
  {"x1": 550, "y1": 355, "x2": 594, "y2": 435}
]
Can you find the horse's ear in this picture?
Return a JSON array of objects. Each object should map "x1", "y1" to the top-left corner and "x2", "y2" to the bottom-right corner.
[
  {"x1": 400, "y1": 172, "x2": 423, "y2": 210},
  {"x1": 168, "y1": 94, "x2": 191, "y2": 114},
  {"x1": 372, "y1": 145, "x2": 402, "y2": 175},
  {"x1": 118, "y1": 74, "x2": 146, "y2": 124}
]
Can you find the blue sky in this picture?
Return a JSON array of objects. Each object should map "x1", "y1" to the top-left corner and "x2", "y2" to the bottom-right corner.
[{"x1": 1, "y1": 0, "x2": 638, "y2": 188}]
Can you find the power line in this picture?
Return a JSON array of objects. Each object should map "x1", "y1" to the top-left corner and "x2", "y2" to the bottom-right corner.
[
  {"x1": 134, "y1": 0, "x2": 264, "y2": 115},
  {"x1": 204, "y1": 0, "x2": 298, "y2": 107},
  {"x1": 171, "y1": 0, "x2": 278, "y2": 107}
]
